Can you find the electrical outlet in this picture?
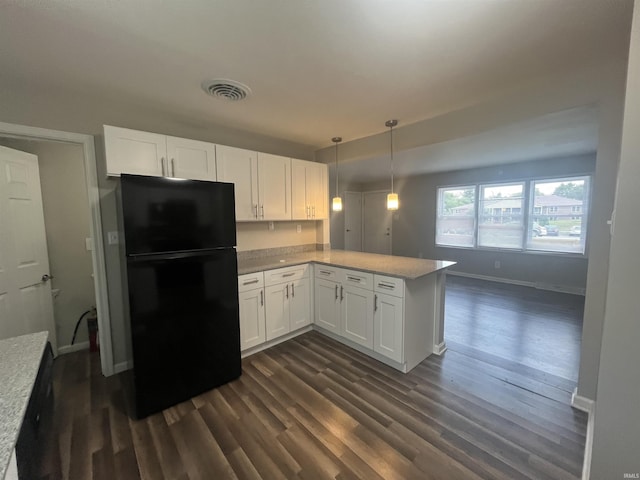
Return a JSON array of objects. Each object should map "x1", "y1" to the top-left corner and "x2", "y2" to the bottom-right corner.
[
  {"x1": 268, "y1": 221, "x2": 275, "y2": 231},
  {"x1": 494, "y1": 260, "x2": 501, "y2": 269},
  {"x1": 296, "y1": 224, "x2": 302, "y2": 233},
  {"x1": 107, "y1": 231, "x2": 119, "y2": 245}
]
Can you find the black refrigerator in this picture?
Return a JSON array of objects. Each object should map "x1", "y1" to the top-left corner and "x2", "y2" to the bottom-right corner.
[{"x1": 117, "y1": 174, "x2": 241, "y2": 419}]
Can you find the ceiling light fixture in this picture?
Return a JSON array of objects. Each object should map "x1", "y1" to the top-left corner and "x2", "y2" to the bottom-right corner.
[
  {"x1": 331, "y1": 136, "x2": 343, "y2": 212},
  {"x1": 386, "y1": 119, "x2": 399, "y2": 210}
]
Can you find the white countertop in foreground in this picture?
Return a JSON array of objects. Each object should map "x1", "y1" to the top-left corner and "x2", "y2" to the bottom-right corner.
[
  {"x1": 0, "y1": 332, "x2": 48, "y2": 480},
  {"x1": 238, "y1": 249, "x2": 455, "y2": 280}
]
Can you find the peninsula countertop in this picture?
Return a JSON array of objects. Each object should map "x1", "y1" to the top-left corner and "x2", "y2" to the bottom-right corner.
[
  {"x1": 238, "y1": 249, "x2": 455, "y2": 280},
  {"x1": 0, "y1": 331, "x2": 49, "y2": 480}
]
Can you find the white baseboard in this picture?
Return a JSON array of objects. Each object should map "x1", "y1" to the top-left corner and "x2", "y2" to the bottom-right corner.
[
  {"x1": 447, "y1": 270, "x2": 586, "y2": 296},
  {"x1": 434, "y1": 342, "x2": 447, "y2": 355},
  {"x1": 114, "y1": 361, "x2": 132, "y2": 374},
  {"x1": 57, "y1": 341, "x2": 90, "y2": 355},
  {"x1": 571, "y1": 387, "x2": 595, "y2": 414}
]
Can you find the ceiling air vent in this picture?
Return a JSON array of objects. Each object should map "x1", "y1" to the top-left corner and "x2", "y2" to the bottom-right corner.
[{"x1": 201, "y1": 79, "x2": 251, "y2": 101}]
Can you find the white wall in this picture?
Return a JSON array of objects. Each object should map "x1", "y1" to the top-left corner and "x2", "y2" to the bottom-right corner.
[
  {"x1": 0, "y1": 138, "x2": 96, "y2": 349},
  {"x1": 318, "y1": 59, "x2": 629, "y2": 401},
  {"x1": 356, "y1": 153, "x2": 594, "y2": 292},
  {"x1": 589, "y1": 1, "x2": 640, "y2": 477}
]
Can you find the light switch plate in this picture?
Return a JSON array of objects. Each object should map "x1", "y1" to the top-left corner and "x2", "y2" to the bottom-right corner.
[
  {"x1": 107, "y1": 231, "x2": 119, "y2": 245},
  {"x1": 85, "y1": 237, "x2": 93, "y2": 251}
]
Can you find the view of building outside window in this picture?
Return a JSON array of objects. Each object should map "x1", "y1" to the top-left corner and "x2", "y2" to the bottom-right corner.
[
  {"x1": 478, "y1": 183, "x2": 525, "y2": 249},
  {"x1": 528, "y1": 177, "x2": 588, "y2": 253},
  {"x1": 435, "y1": 175, "x2": 589, "y2": 254},
  {"x1": 436, "y1": 186, "x2": 476, "y2": 247}
]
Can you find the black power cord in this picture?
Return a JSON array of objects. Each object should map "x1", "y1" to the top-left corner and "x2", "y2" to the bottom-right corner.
[{"x1": 71, "y1": 308, "x2": 96, "y2": 345}]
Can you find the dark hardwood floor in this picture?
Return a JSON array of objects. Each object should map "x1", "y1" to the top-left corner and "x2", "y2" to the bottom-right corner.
[
  {"x1": 445, "y1": 275, "x2": 584, "y2": 383},
  {"x1": 39, "y1": 285, "x2": 588, "y2": 480}
]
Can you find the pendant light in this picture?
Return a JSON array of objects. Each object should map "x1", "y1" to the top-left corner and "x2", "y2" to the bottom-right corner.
[
  {"x1": 331, "y1": 136, "x2": 343, "y2": 212},
  {"x1": 386, "y1": 119, "x2": 399, "y2": 210}
]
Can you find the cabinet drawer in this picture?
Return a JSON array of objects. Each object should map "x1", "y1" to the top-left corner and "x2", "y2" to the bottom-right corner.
[
  {"x1": 374, "y1": 274, "x2": 404, "y2": 297},
  {"x1": 341, "y1": 269, "x2": 374, "y2": 289},
  {"x1": 264, "y1": 264, "x2": 309, "y2": 286},
  {"x1": 238, "y1": 272, "x2": 264, "y2": 292},
  {"x1": 314, "y1": 264, "x2": 340, "y2": 281}
]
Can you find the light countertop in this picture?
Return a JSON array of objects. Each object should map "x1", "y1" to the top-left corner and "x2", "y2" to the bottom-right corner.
[
  {"x1": 0, "y1": 331, "x2": 49, "y2": 480},
  {"x1": 238, "y1": 249, "x2": 455, "y2": 280}
]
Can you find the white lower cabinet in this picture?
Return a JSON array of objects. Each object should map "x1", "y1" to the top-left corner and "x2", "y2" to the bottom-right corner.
[
  {"x1": 341, "y1": 284, "x2": 374, "y2": 349},
  {"x1": 314, "y1": 278, "x2": 341, "y2": 334},
  {"x1": 373, "y1": 291, "x2": 404, "y2": 363},
  {"x1": 238, "y1": 272, "x2": 266, "y2": 351},
  {"x1": 239, "y1": 265, "x2": 312, "y2": 352}
]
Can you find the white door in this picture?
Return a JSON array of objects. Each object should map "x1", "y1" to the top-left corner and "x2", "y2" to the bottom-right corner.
[
  {"x1": 257, "y1": 153, "x2": 291, "y2": 221},
  {"x1": 265, "y1": 283, "x2": 290, "y2": 340},
  {"x1": 216, "y1": 145, "x2": 258, "y2": 221},
  {"x1": 0, "y1": 146, "x2": 57, "y2": 351},
  {"x1": 289, "y1": 277, "x2": 311, "y2": 330},
  {"x1": 363, "y1": 191, "x2": 392, "y2": 254},
  {"x1": 374, "y1": 292, "x2": 404, "y2": 363},
  {"x1": 314, "y1": 278, "x2": 341, "y2": 334},
  {"x1": 344, "y1": 191, "x2": 363, "y2": 252},
  {"x1": 238, "y1": 288, "x2": 265, "y2": 351},
  {"x1": 341, "y1": 284, "x2": 374, "y2": 349},
  {"x1": 166, "y1": 136, "x2": 216, "y2": 181}
]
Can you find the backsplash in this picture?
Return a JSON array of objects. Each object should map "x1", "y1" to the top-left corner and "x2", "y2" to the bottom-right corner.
[{"x1": 237, "y1": 243, "x2": 329, "y2": 261}]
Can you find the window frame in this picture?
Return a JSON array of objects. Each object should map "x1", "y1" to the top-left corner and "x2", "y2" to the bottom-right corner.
[{"x1": 435, "y1": 174, "x2": 591, "y2": 257}]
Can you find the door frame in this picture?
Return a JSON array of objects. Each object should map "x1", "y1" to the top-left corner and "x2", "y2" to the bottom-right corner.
[{"x1": 0, "y1": 121, "x2": 113, "y2": 376}]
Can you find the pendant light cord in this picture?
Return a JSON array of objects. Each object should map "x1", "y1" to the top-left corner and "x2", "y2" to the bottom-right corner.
[
  {"x1": 385, "y1": 119, "x2": 398, "y2": 194},
  {"x1": 332, "y1": 137, "x2": 342, "y2": 199}
]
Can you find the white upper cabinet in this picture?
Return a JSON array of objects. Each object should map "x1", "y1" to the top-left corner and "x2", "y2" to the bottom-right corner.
[
  {"x1": 104, "y1": 126, "x2": 216, "y2": 180},
  {"x1": 291, "y1": 159, "x2": 328, "y2": 220},
  {"x1": 216, "y1": 145, "x2": 259, "y2": 221},
  {"x1": 104, "y1": 125, "x2": 167, "y2": 177},
  {"x1": 166, "y1": 136, "x2": 216, "y2": 181},
  {"x1": 257, "y1": 153, "x2": 291, "y2": 221}
]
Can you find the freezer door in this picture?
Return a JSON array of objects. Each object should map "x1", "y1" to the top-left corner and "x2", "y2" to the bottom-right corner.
[{"x1": 126, "y1": 249, "x2": 240, "y2": 418}]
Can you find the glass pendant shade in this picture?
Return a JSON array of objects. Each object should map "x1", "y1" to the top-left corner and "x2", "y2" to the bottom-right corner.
[
  {"x1": 332, "y1": 196, "x2": 343, "y2": 212},
  {"x1": 387, "y1": 192, "x2": 399, "y2": 211}
]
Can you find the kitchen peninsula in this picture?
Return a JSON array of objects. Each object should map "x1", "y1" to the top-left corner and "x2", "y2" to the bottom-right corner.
[{"x1": 237, "y1": 250, "x2": 455, "y2": 373}]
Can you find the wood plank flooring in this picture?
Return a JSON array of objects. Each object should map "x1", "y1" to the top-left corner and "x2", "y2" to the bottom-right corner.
[
  {"x1": 38, "y1": 327, "x2": 587, "y2": 479},
  {"x1": 445, "y1": 275, "x2": 584, "y2": 382}
]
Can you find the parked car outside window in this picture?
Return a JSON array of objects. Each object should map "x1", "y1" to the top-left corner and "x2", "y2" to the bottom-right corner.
[
  {"x1": 545, "y1": 225, "x2": 559, "y2": 236},
  {"x1": 532, "y1": 222, "x2": 547, "y2": 237},
  {"x1": 569, "y1": 225, "x2": 582, "y2": 236}
]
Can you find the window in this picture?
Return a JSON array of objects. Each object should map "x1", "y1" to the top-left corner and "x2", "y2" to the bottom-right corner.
[
  {"x1": 436, "y1": 175, "x2": 589, "y2": 255},
  {"x1": 478, "y1": 183, "x2": 524, "y2": 249},
  {"x1": 436, "y1": 186, "x2": 476, "y2": 247}
]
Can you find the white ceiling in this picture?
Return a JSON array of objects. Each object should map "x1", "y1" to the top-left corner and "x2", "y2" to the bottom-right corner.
[
  {"x1": 0, "y1": 0, "x2": 632, "y2": 151},
  {"x1": 334, "y1": 105, "x2": 600, "y2": 184}
]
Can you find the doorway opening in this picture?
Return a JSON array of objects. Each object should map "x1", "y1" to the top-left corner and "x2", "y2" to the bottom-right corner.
[{"x1": 0, "y1": 122, "x2": 113, "y2": 376}]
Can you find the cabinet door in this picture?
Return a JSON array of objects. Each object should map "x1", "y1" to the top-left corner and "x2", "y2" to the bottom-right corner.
[
  {"x1": 258, "y1": 153, "x2": 291, "y2": 220},
  {"x1": 315, "y1": 278, "x2": 341, "y2": 334},
  {"x1": 291, "y1": 159, "x2": 309, "y2": 220},
  {"x1": 265, "y1": 283, "x2": 290, "y2": 341},
  {"x1": 341, "y1": 284, "x2": 374, "y2": 349},
  {"x1": 216, "y1": 145, "x2": 258, "y2": 221},
  {"x1": 104, "y1": 125, "x2": 166, "y2": 177},
  {"x1": 166, "y1": 136, "x2": 216, "y2": 181},
  {"x1": 238, "y1": 288, "x2": 265, "y2": 351},
  {"x1": 306, "y1": 162, "x2": 323, "y2": 219},
  {"x1": 289, "y1": 277, "x2": 311, "y2": 330},
  {"x1": 373, "y1": 293, "x2": 404, "y2": 363}
]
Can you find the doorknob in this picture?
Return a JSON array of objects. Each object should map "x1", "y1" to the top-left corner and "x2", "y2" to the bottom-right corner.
[
  {"x1": 346, "y1": 229, "x2": 351, "y2": 232},
  {"x1": 41, "y1": 274, "x2": 54, "y2": 282}
]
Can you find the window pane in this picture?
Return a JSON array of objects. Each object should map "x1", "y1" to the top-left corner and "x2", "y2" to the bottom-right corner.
[
  {"x1": 436, "y1": 186, "x2": 476, "y2": 247},
  {"x1": 529, "y1": 177, "x2": 589, "y2": 254},
  {"x1": 478, "y1": 183, "x2": 524, "y2": 249}
]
